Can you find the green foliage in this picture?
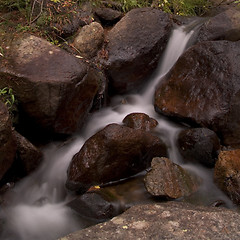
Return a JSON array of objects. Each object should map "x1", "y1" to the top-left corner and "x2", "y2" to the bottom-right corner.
[
  {"x1": 0, "y1": 87, "x2": 16, "y2": 110},
  {"x1": 157, "y1": 0, "x2": 212, "y2": 16}
]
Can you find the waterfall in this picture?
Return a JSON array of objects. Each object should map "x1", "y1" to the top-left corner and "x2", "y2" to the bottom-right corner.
[{"x1": 0, "y1": 25, "x2": 232, "y2": 240}]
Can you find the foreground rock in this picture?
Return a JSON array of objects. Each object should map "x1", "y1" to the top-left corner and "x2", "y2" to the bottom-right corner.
[
  {"x1": 214, "y1": 149, "x2": 240, "y2": 205},
  {"x1": 154, "y1": 40, "x2": 240, "y2": 147},
  {"x1": 144, "y1": 157, "x2": 198, "y2": 199},
  {"x1": 197, "y1": 8, "x2": 240, "y2": 42},
  {"x1": 122, "y1": 113, "x2": 158, "y2": 131},
  {"x1": 177, "y1": 128, "x2": 220, "y2": 167},
  {"x1": 66, "y1": 124, "x2": 167, "y2": 193},
  {"x1": 105, "y1": 7, "x2": 172, "y2": 94},
  {"x1": 0, "y1": 101, "x2": 17, "y2": 181},
  {"x1": 0, "y1": 35, "x2": 100, "y2": 135},
  {"x1": 59, "y1": 201, "x2": 240, "y2": 240}
]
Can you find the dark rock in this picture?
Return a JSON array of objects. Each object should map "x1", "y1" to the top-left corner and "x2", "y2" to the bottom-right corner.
[
  {"x1": 105, "y1": 7, "x2": 172, "y2": 94},
  {"x1": 122, "y1": 113, "x2": 158, "y2": 131},
  {"x1": 95, "y1": 7, "x2": 122, "y2": 25},
  {"x1": 68, "y1": 190, "x2": 125, "y2": 221},
  {"x1": 144, "y1": 157, "x2": 198, "y2": 199},
  {"x1": 59, "y1": 201, "x2": 240, "y2": 240},
  {"x1": 177, "y1": 128, "x2": 220, "y2": 167},
  {"x1": 154, "y1": 40, "x2": 240, "y2": 147},
  {"x1": 73, "y1": 22, "x2": 104, "y2": 59},
  {"x1": 66, "y1": 123, "x2": 167, "y2": 193},
  {"x1": 197, "y1": 8, "x2": 240, "y2": 42},
  {"x1": 15, "y1": 131, "x2": 43, "y2": 175},
  {"x1": 0, "y1": 35, "x2": 99, "y2": 136},
  {"x1": 0, "y1": 101, "x2": 17, "y2": 181},
  {"x1": 214, "y1": 149, "x2": 240, "y2": 205}
]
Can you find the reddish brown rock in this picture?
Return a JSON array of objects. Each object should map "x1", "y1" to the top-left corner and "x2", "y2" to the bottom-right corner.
[
  {"x1": 214, "y1": 149, "x2": 240, "y2": 205},
  {"x1": 122, "y1": 113, "x2": 158, "y2": 131},
  {"x1": 66, "y1": 124, "x2": 167, "y2": 193},
  {"x1": 144, "y1": 157, "x2": 199, "y2": 199},
  {"x1": 154, "y1": 40, "x2": 240, "y2": 147}
]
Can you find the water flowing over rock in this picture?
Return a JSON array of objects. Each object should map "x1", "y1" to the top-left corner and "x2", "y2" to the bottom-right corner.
[
  {"x1": 122, "y1": 113, "x2": 158, "y2": 131},
  {"x1": 154, "y1": 40, "x2": 240, "y2": 147},
  {"x1": 0, "y1": 101, "x2": 17, "y2": 181},
  {"x1": 59, "y1": 201, "x2": 240, "y2": 240},
  {"x1": 177, "y1": 128, "x2": 220, "y2": 167},
  {"x1": 105, "y1": 7, "x2": 172, "y2": 94},
  {"x1": 73, "y1": 22, "x2": 104, "y2": 58},
  {"x1": 144, "y1": 157, "x2": 198, "y2": 199},
  {"x1": 197, "y1": 8, "x2": 240, "y2": 42},
  {"x1": 0, "y1": 35, "x2": 100, "y2": 135},
  {"x1": 214, "y1": 149, "x2": 240, "y2": 205},
  {"x1": 66, "y1": 123, "x2": 167, "y2": 193}
]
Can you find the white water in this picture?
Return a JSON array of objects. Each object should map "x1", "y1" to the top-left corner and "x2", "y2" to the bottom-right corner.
[{"x1": 0, "y1": 26, "x2": 233, "y2": 240}]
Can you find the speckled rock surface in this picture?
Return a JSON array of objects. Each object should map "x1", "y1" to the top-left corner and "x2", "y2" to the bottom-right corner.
[
  {"x1": 144, "y1": 157, "x2": 199, "y2": 199},
  {"x1": 59, "y1": 201, "x2": 240, "y2": 240}
]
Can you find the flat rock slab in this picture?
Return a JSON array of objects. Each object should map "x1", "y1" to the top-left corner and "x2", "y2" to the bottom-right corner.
[{"x1": 59, "y1": 202, "x2": 240, "y2": 240}]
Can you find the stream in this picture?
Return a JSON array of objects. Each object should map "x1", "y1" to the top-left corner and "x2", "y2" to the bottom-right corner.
[{"x1": 0, "y1": 24, "x2": 234, "y2": 240}]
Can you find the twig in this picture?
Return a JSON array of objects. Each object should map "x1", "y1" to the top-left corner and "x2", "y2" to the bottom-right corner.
[{"x1": 29, "y1": 0, "x2": 44, "y2": 24}]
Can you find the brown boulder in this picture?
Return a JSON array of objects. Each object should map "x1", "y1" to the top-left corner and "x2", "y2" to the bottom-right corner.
[
  {"x1": 0, "y1": 101, "x2": 17, "y2": 181},
  {"x1": 154, "y1": 40, "x2": 240, "y2": 147},
  {"x1": 105, "y1": 8, "x2": 172, "y2": 94},
  {"x1": 66, "y1": 123, "x2": 167, "y2": 193},
  {"x1": 122, "y1": 113, "x2": 158, "y2": 131},
  {"x1": 214, "y1": 149, "x2": 240, "y2": 205},
  {"x1": 73, "y1": 22, "x2": 104, "y2": 59},
  {"x1": 177, "y1": 128, "x2": 220, "y2": 167},
  {"x1": 144, "y1": 157, "x2": 198, "y2": 199},
  {"x1": 0, "y1": 35, "x2": 99, "y2": 135}
]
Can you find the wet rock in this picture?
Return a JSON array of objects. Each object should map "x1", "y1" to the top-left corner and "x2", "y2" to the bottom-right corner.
[
  {"x1": 197, "y1": 8, "x2": 240, "y2": 42},
  {"x1": 66, "y1": 123, "x2": 167, "y2": 193},
  {"x1": 15, "y1": 131, "x2": 43, "y2": 175},
  {"x1": 105, "y1": 8, "x2": 172, "y2": 94},
  {"x1": 95, "y1": 7, "x2": 122, "y2": 25},
  {"x1": 214, "y1": 149, "x2": 240, "y2": 205},
  {"x1": 73, "y1": 22, "x2": 104, "y2": 59},
  {"x1": 59, "y1": 201, "x2": 240, "y2": 240},
  {"x1": 122, "y1": 113, "x2": 158, "y2": 131},
  {"x1": 68, "y1": 190, "x2": 125, "y2": 221},
  {"x1": 154, "y1": 40, "x2": 240, "y2": 147},
  {"x1": 0, "y1": 35, "x2": 99, "y2": 136},
  {"x1": 177, "y1": 128, "x2": 220, "y2": 167},
  {"x1": 0, "y1": 101, "x2": 17, "y2": 181},
  {"x1": 144, "y1": 157, "x2": 198, "y2": 199}
]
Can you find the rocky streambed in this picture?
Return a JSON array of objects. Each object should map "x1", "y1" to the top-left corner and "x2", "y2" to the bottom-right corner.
[{"x1": 1, "y1": 1, "x2": 240, "y2": 239}]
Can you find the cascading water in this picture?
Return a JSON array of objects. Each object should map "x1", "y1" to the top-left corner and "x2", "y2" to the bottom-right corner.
[{"x1": 0, "y1": 25, "x2": 234, "y2": 240}]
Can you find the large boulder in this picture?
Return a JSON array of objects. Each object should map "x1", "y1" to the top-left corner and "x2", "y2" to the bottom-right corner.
[
  {"x1": 197, "y1": 8, "x2": 240, "y2": 42},
  {"x1": 0, "y1": 35, "x2": 100, "y2": 135},
  {"x1": 59, "y1": 202, "x2": 240, "y2": 240},
  {"x1": 66, "y1": 123, "x2": 167, "y2": 193},
  {"x1": 0, "y1": 101, "x2": 17, "y2": 181},
  {"x1": 154, "y1": 40, "x2": 240, "y2": 147},
  {"x1": 214, "y1": 149, "x2": 240, "y2": 205},
  {"x1": 105, "y1": 7, "x2": 172, "y2": 94},
  {"x1": 177, "y1": 128, "x2": 220, "y2": 167},
  {"x1": 144, "y1": 157, "x2": 198, "y2": 199}
]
